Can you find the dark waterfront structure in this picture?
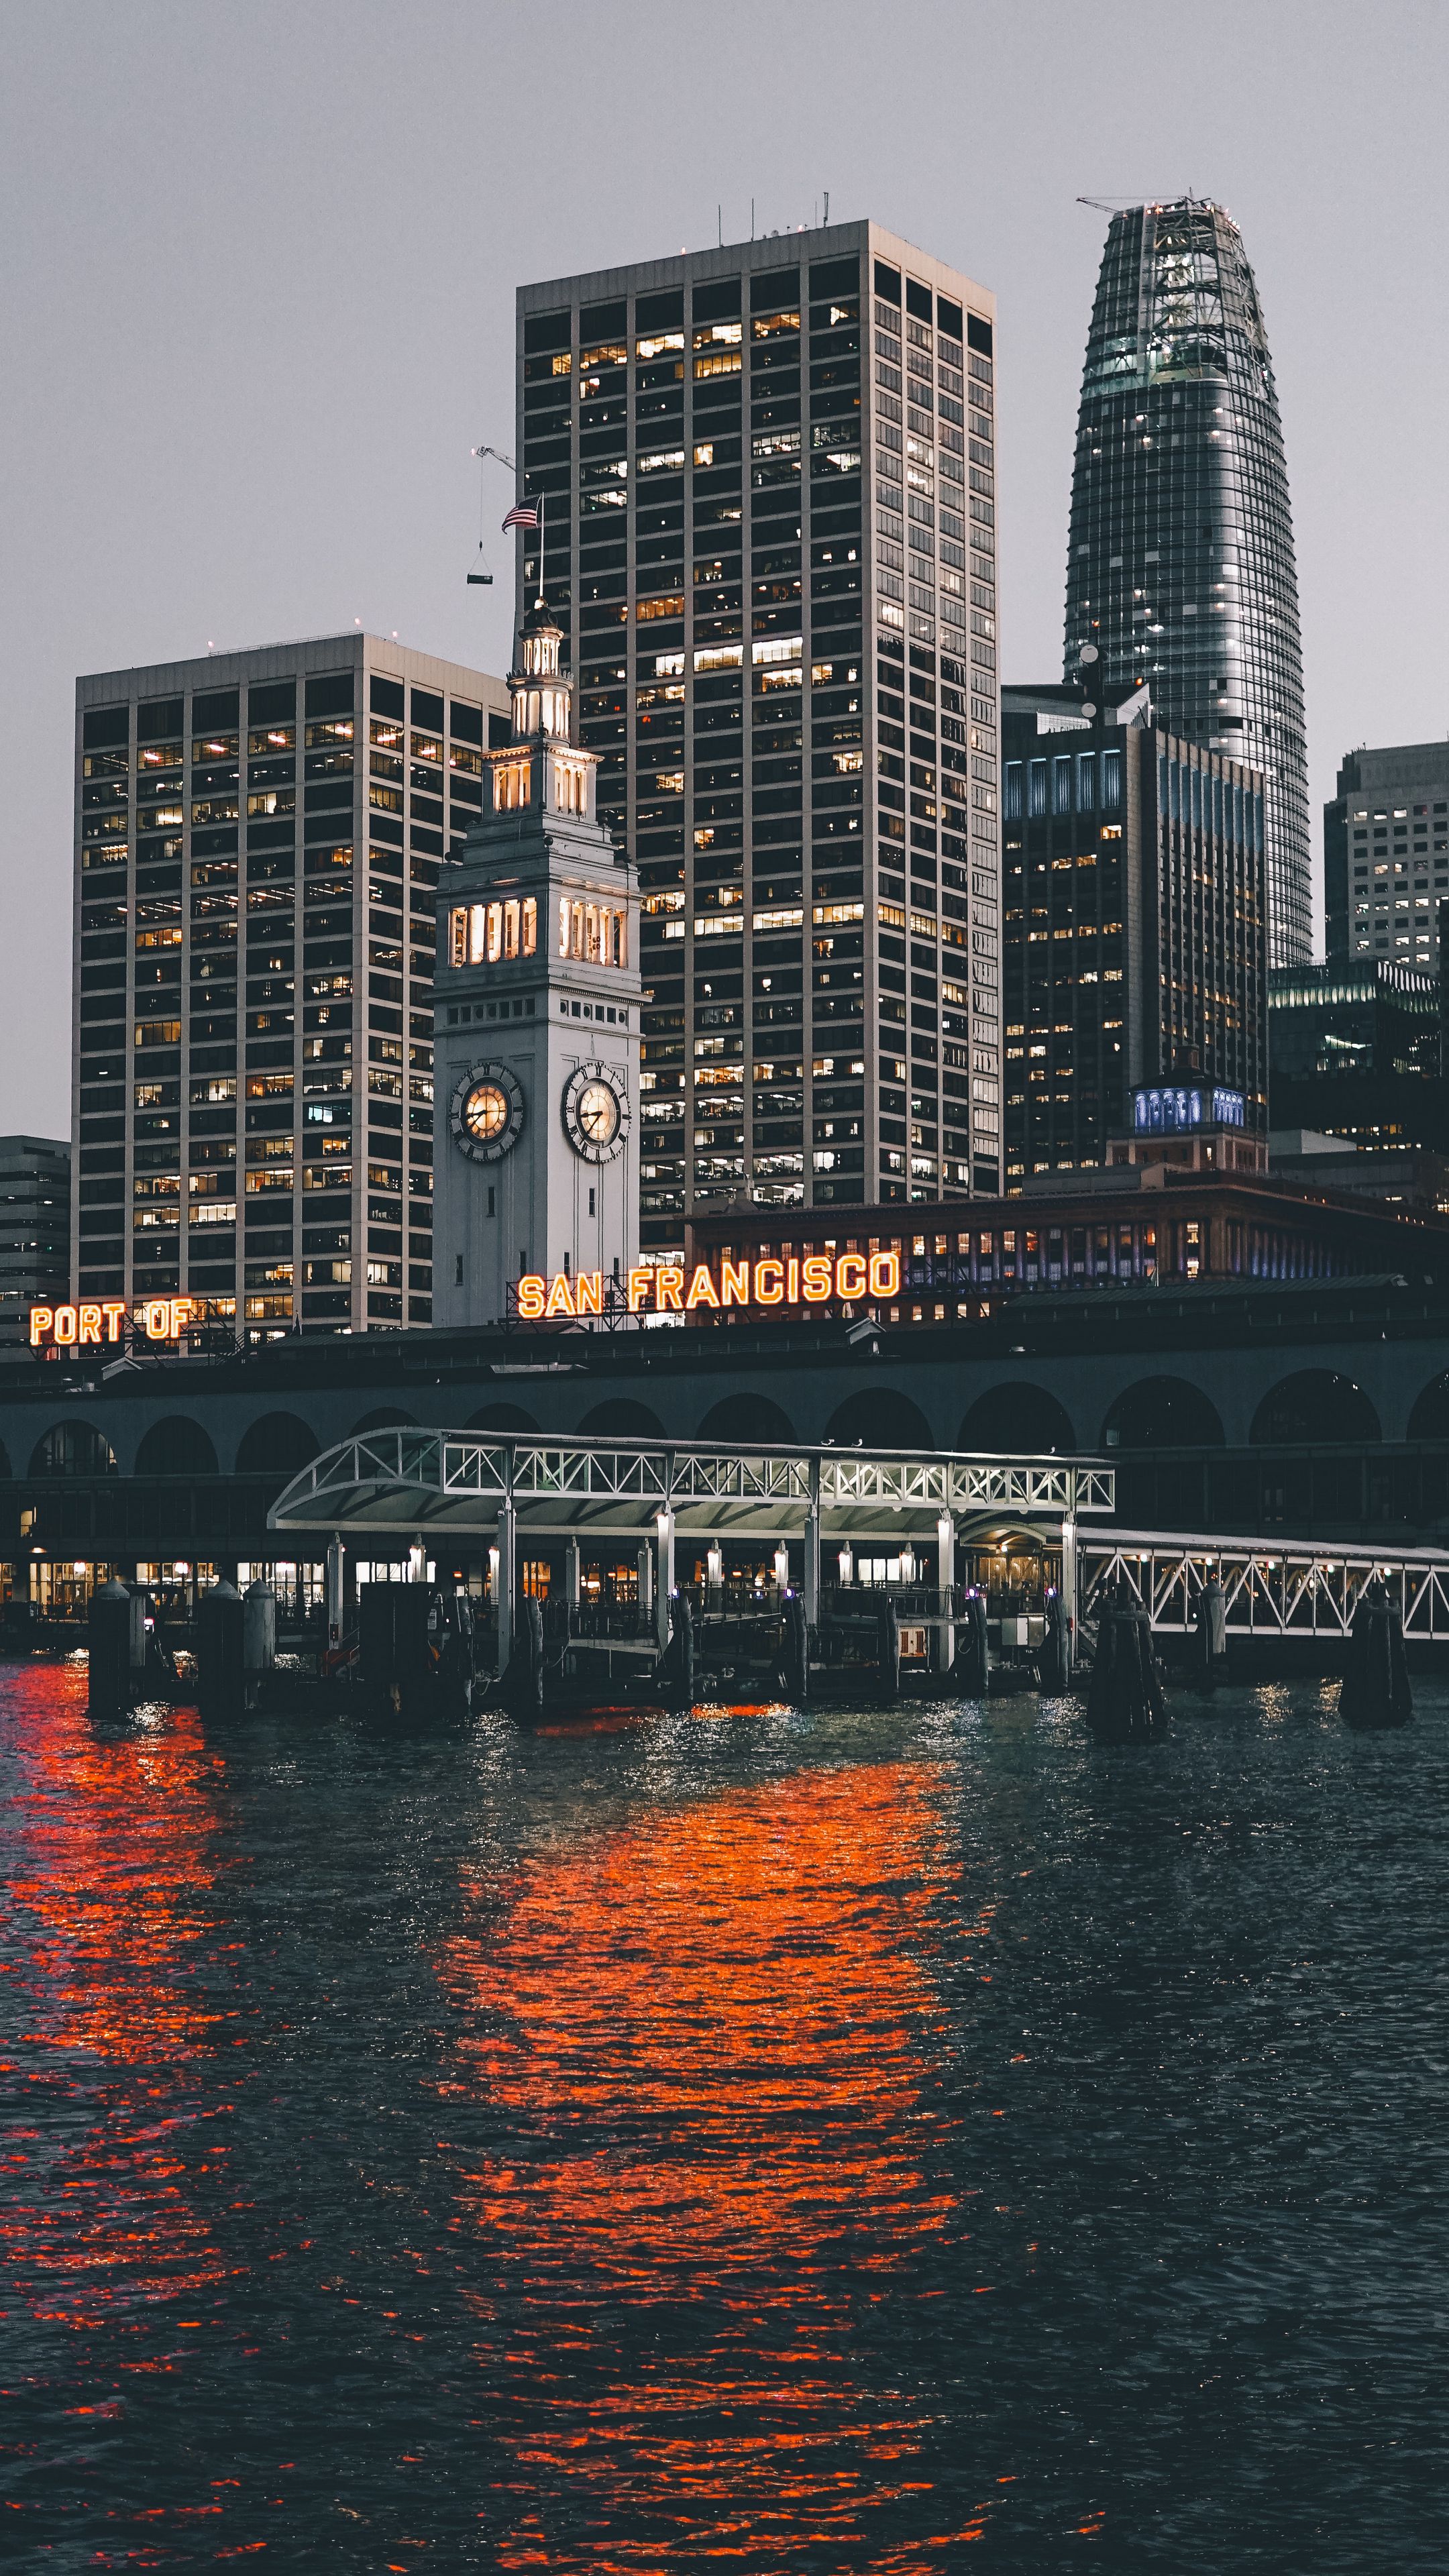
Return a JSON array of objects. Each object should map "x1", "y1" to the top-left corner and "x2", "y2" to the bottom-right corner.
[
  {"x1": 1268, "y1": 959, "x2": 1449, "y2": 1150},
  {"x1": 0, "y1": 1137, "x2": 69, "y2": 1346},
  {"x1": 1002, "y1": 684, "x2": 1266, "y2": 1179},
  {"x1": 1324, "y1": 737, "x2": 1449, "y2": 968},
  {"x1": 1065, "y1": 199, "x2": 1309, "y2": 967},
  {"x1": 6, "y1": 1169, "x2": 1449, "y2": 1603},
  {"x1": 74, "y1": 638, "x2": 509, "y2": 1340},
  {"x1": 517, "y1": 219, "x2": 1004, "y2": 1242}
]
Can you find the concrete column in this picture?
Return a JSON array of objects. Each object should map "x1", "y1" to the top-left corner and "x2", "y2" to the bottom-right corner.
[
  {"x1": 706, "y1": 1542, "x2": 722, "y2": 1611},
  {"x1": 637, "y1": 1543, "x2": 653, "y2": 1636},
  {"x1": 495, "y1": 1501, "x2": 516, "y2": 1676},
  {"x1": 325, "y1": 1537, "x2": 345, "y2": 1645},
  {"x1": 564, "y1": 1536, "x2": 580, "y2": 1614},
  {"x1": 655, "y1": 1508, "x2": 674, "y2": 1648}
]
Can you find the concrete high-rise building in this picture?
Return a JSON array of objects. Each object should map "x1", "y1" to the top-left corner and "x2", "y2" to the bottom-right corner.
[
  {"x1": 1064, "y1": 199, "x2": 1309, "y2": 968},
  {"x1": 1324, "y1": 740, "x2": 1449, "y2": 968},
  {"x1": 74, "y1": 637, "x2": 508, "y2": 1337},
  {"x1": 0, "y1": 1136, "x2": 70, "y2": 1344},
  {"x1": 1002, "y1": 685, "x2": 1267, "y2": 1180},
  {"x1": 515, "y1": 218, "x2": 1003, "y2": 1252},
  {"x1": 434, "y1": 599, "x2": 641, "y2": 1324}
]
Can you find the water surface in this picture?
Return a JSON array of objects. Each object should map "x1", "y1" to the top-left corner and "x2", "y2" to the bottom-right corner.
[{"x1": 2, "y1": 1660, "x2": 1445, "y2": 2569}]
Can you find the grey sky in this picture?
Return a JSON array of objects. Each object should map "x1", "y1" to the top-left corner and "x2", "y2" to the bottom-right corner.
[{"x1": 2, "y1": 0, "x2": 1445, "y2": 1134}]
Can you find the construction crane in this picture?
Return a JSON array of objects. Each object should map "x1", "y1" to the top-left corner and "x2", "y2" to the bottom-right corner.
[{"x1": 465, "y1": 443, "x2": 517, "y2": 588}]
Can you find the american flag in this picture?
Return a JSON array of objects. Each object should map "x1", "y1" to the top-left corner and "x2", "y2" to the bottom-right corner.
[{"x1": 502, "y1": 499, "x2": 539, "y2": 531}]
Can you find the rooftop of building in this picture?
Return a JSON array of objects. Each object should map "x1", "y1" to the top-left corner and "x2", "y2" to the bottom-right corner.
[
  {"x1": 76, "y1": 633, "x2": 510, "y2": 704},
  {"x1": 1335, "y1": 740, "x2": 1449, "y2": 794}
]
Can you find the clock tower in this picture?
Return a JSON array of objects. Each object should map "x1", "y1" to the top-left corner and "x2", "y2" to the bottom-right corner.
[{"x1": 433, "y1": 598, "x2": 641, "y2": 1326}]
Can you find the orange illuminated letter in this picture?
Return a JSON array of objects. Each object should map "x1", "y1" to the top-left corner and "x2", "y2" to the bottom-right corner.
[
  {"x1": 835, "y1": 1252, "x2": 867, "y2": 1300},
  {"x1": 802, "y1": 1256, "x2": 831, "y2": 1302},
  {"x1": 755, "y1": 1258, "x2": 784, "y2": 1305},
  {"x1": 720, "y1": 1258, "x2": 749, "y2": 1306},
  {"x1": 517, "y1": 1274, "x2": 547, "y2": 1318},
  {"x1": 77, "y1": 1303, "x2": 102, "y2": 1344},
  {"x1": 654, "y1": 1268, "x2": 683, "y2": 1311},
  {"x1": 144, "y1": 1300, "x2": 170, "y2": 1340},
  {"x1": 868, "y1": 1250, "x2": 901, "y2": 1297},
  {"x1": 545, "y1": 1271, "x2": 576, "y2": 1318},
  {"x1": 685, "y1": 1264, "x2": 719, "y2": 1309},
  {"x1": 627, "y1": 1266, "x2": 653, "y2": 1312},
  {"x1": 101, "y1": 1300, "x2": 126, "y2": 1342},
  {"x1": 169, "y1": 1297, "x2": 193, "y2": 1338},
  {"x1": 575, "y1": 1270, "x2": 602, "y2": 1316},
  {"x1": 54, "y1": 1305, "x2": 78, "y2": 1345},
  {"x1": 29, "y1": 1305, "x2": 52, "y2": 1347}
]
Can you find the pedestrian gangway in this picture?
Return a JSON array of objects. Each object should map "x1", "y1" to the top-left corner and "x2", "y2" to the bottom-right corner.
[{"x1": 1081, "y1": 1531, "x2": 1449, "y2": 1643}]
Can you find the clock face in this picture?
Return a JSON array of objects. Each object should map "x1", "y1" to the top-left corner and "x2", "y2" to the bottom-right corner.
[
  {"x1": 450, "y1": 1061, "x2": 523, "y2": 1163},
  {"x1": 562, "y1": 1062, "x2": 629, "y2": 1165},
  {"x1": 464, "y1": 1081, "x2": 511, "y2": 1144}
]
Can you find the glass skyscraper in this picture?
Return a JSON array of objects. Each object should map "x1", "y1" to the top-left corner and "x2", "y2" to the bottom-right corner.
[
  {"x1": 517, "y1": 219, "x2": 1004, "y2": 1253},
  {"x1": 1064, "y1": 199, "x2": 1309, "y2": 967}
]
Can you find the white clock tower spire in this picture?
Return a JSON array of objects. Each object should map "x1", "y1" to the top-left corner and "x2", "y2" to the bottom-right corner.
[{"x1": 433, "y1": 596, "x2": 641, "y2": 1325}]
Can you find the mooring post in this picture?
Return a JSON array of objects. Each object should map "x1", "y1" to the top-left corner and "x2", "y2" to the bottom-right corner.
[
  {"x1": 655, "y1": 1507, "x2": 675, "y2": 1650},
  {"x1": 325, "y1": 1536, "x2": 345, "y2": 1646},
  {"x1": 804, "y1": 1457, "x2": 821, "y2": 1628},
  {"x1": 495, "y1": 1500, "x2": 516, "y2": 1678}
]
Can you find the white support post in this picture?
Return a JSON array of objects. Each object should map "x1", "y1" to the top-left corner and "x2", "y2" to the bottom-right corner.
[
  {"x1": 1060, "y1": 1515, "x2": 1077, "y2": 1671},
  {"x1": 804, "y1": 1458, "x2": 821, "y2": 1627},
  {"x1": 935, "y1": 1513, "x2": 956, "y2": 1672},
  {"x1": 637, "y1": 1543, "x2": 653, "y2": 1636},
  {"x1": 325, "y1": 1536, "x2": 345, "y2": 1646},
  {"x1": 495, "y1": 1501, "x2": 516, "y2": 1676},
  {"x1": 655, "y1": 1508, "x2": 674, "y2": 1648},
  {"x1": 565, "y1": 1536, "x2": 581, "y2": 1614}
]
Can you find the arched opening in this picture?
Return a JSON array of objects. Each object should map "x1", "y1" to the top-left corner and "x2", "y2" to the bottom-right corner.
[
  {"x1": 1250, "y1": 1373, "x2": 1381, "y2": 1446},
  {"x1": 235, "y1": 1412, "x2": 321, "y2": 1476},
  {"x1": 696, "y1": 1391, "x2": 796, "y2": 1446},
  {"x1": 577, "y1": 1399, "x2": 665, "y2": 1438},
  {"x1": 824, "y1": 1389, "x2": 933, "y2": 1452},
  {"x1": 28, "y1": 1420, "x2": 117, "y2": 1479},
  {"x1": 135, "y1": 1415, "x2": 219, "y2": 1477},
  {"x1": 351, "y1": 1407, "x2": 419, "y2": 1436},
  {"x1": 1408, "y1": 1373, "x2": 1449, "y2": 1442},
  {"x1": 1102, "y1": 1377, "x2": 1224, "y2": 1452},
  {"x1": 464, "y1": 1403, "x2": 539, "y2": 1434},
  {"x1": 957, "y1": 1381, "x2": 1075, "y2": 1455}
]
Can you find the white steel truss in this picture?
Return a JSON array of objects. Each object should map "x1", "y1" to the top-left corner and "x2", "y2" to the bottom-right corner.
[
  {"x1": 1083, "y1": 1531, "x2": 1449, "y2": 1641},
  {"x1": 270, "y1": 1429, "x2": 1114, "y2": 1542}
]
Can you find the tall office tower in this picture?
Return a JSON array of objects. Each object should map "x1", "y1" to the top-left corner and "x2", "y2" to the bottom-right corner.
[
  {"x1": 74, "y1": 638, "x2": 508, "y2": 1337},
  {"x1": 1002, "y1": 684, "x2": 1267, "y2": 1179},
  {"x1": 516, "y1": 219, "x2": 1003, "y2": 1253},
  {"x1": 1064, "y1": 199, "x2": 1309, "y2": 968},
  {"x1": 1324, "y1": 740, "x2": 1449, "y2": 967},
  {"x1": 0, "y1": 1136, "x2": 70, "y2": 1344}
]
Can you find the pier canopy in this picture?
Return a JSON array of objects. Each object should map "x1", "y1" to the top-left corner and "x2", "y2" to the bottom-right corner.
[{"x1": 268, "y1": 1428, "x2": 1115, "y2": 1546}]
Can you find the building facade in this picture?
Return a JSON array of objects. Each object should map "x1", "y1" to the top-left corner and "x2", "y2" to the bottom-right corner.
[
  {"x1": 1324, "y1": 740, "x2": 1449, "y2": 967},
  {"x1": 1001, "y1": 687, "x2": 1267, "y2": 1181},
  {"x1": 433, "y1": 600, "x2": 641, "y2": 1323},
  {"x1": 1063, "y1": 199, "x2": 1309, "y2": 968},
  {"x1": 0, "y1": 1136, "x2": 70, "y2": 1345},
  {"x1": 515, "y1": 218, "x2": 1003, "y2": 1251},
  {"x1": 74, "y1": 637, "x2": 508, "y2": 1337},
  {"x1": 1269, "y1": 959, "x2": 1448, "y2": 1150}
]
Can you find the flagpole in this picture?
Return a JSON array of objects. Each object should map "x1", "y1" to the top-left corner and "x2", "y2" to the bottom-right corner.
[{"x1": 537, "y1": 492, "x2": 545, "y2": 605}]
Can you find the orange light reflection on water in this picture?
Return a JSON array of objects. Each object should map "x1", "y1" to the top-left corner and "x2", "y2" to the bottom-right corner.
[
  {"x1": 441, "y1": 1758, "x2": 1004, "y2": 2569},
  {"x1": 1, "y1": 1663, "x2": 234, "y2": 2335}
]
